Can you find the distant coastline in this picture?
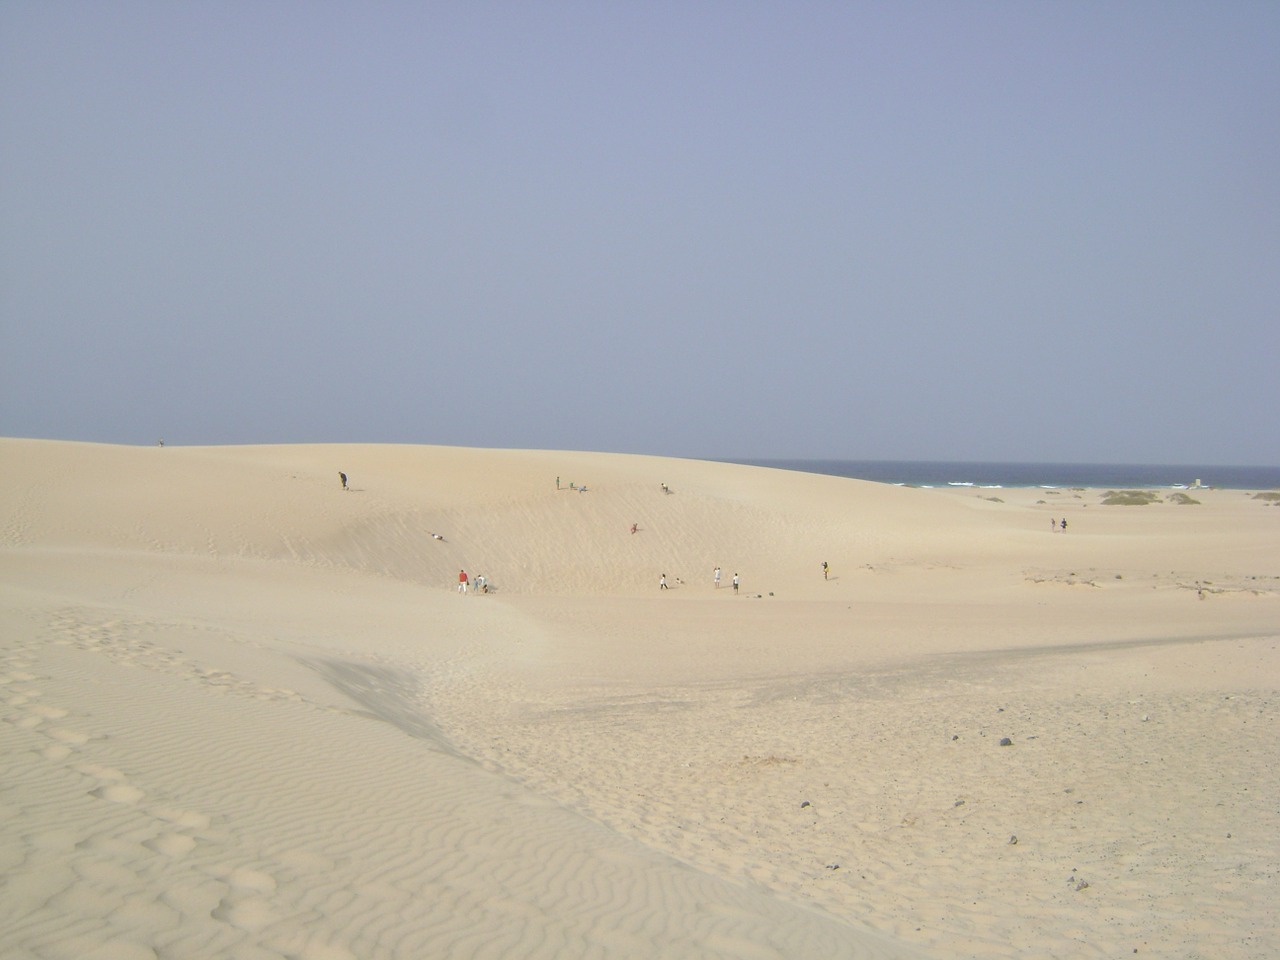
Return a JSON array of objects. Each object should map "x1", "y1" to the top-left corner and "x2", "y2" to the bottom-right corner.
[{"x1": 723, "y1": 459, "x2": 1280, "y2": 491}]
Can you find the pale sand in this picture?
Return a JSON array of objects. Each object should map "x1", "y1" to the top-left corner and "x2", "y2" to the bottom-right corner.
[{"x1": 2, "y1": 439, "x2": 1276, "y2": 959}]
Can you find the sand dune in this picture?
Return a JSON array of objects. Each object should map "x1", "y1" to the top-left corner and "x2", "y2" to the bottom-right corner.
[{"x1": 2, "y1": 439, "x2": 1277, "y2": 958}]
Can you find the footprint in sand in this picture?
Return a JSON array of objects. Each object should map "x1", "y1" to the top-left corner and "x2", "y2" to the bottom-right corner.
[
  {"x1": 75, "y1": 858, "x2": 140, "y2": 887},
  {"x1": 91, "y1": 783, "x2": 146, "y2": 805},
  {"x1": 114, "y1": 893, "x2": 183, "y2": 933},
  {"x1": 9, "y1": 702, "x2": 68, "y2": 730},
  {"x1": 227, "y1": 867, "x2": 277, "y2": 893},
  {"x1": 47, "y1": 727, "x2": 91, "y2": 745},
  {"x1": 212, "y1": 895, "x2": 280, "y2": 931},
  {"x1": 145, "y1": 833, "x2": 198, "y2": 857},
  {"x1": 161, "y1": 878, "x2": 227, "y2": 916}
]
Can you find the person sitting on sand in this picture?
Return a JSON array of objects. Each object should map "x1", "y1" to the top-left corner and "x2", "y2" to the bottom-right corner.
[{"x1": 630, "y1": 523, "x2": 638, "y2": 534}]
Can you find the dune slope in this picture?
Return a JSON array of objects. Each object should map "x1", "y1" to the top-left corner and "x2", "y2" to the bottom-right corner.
[{"x1": 3, "y1": 439, "x2": 1277, "y2": 959}]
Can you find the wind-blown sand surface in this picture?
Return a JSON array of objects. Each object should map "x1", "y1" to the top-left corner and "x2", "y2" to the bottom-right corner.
[{"x1": 2, "y1": 439, "x2": 1276, "y2": 959}]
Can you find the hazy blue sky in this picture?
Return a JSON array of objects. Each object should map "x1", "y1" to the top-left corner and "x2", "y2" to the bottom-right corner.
[{"x1": 3, "y1": 2, "x2": 1277, "y2": 464}]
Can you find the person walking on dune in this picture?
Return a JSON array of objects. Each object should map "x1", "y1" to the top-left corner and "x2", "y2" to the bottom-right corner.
[
  {"x1": 660, "y1": 573, "x2": 669, "y2": 590},
  {"x1": 822, "y1": 561, "x2": 829, "y2": 580},
  {"x1": 714, "y1": 566, "x2": 721, "y2": 589},
  {"x1": 338, "y1": 471, "x2": 348, "y2": 491},
  {"x1": 732, "y1": 573, "x2": 739, "y2": 594},
  {"x1": 458, "y1": 569, "x2": 469, "y2": 594}
]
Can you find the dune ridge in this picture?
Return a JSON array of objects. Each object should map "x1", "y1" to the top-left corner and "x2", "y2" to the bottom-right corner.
[{"x1": 3, "y1": 439, "x2": 1277, "y2": 958}]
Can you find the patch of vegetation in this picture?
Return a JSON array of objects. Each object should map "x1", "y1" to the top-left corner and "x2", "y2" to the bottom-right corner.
[
  {"x1": 1100, "y1": 489, "x2": 1160, "y2": 506},
  {"x1": 1166, "y1": 492, "x2": 1201, "y2": 505},
  {"x1": 983, "y1": 496, "x2": 1004, "y2": 503},
  {"x1": 1252, "y1": 491, "x2": 1280, "y2": 502}
]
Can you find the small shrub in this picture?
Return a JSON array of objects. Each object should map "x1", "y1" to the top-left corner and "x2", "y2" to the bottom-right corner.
[
  {"x1": 1167, "y1": 492, "x2": 1200, "y2": 505},
  {"x1": 1101, "y1": 490, "x2": 1160, "y2": 506}
]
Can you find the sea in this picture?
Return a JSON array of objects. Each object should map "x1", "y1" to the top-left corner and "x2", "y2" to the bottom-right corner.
[{"x1": 722, "y1": 460, "x2": 1280, "y2": 491}]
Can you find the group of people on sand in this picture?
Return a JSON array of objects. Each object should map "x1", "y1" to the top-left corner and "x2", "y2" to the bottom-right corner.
[
  {"x1": 664, "y1": 562, "x2": 832, "y2": 593},
  {"x1": 556, "y1": 476, "x2": 588, "y2": 492},
  {"x1": 664, "y1": 566, "x2": 739, "y2": 592},
  {"x1": 1051, "y1": 518, "x2": 1069, "y2": 532},
  {"x1": 457, "y1": 569, "x2": 487, "y2": 594}
]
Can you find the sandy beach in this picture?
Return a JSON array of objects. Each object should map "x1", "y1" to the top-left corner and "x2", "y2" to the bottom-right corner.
[{"x1": 2, "y1": 439, "x2": 1276, "y2": 959}]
